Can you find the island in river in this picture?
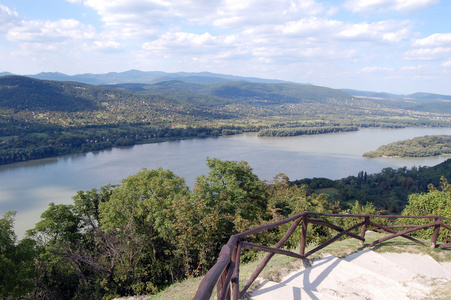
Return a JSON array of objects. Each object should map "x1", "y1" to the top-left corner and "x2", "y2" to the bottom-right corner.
[{"x1": 363, "y1": 135, "x2": 451, "y2": 158}]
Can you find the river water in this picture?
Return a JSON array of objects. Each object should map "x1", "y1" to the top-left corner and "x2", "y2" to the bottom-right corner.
[{"x1": 1, "y1": 127, "x2": 450, "y2": 237}]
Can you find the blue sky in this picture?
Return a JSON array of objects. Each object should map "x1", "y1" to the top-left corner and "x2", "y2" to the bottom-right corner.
[{"x1": 1, "y1": 0, "x2": 451, "y2": 95}]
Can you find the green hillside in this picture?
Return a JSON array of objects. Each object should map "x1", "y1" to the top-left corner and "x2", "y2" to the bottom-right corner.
[
  {"x1": 1, "y1": 75, "x2": 450, "y2": 165},
  {"x1": 116, "y1": 79, "x2": 350, "y2": 104},
  {"x1": 0, "y1": 76, "x2": 98, "y2": 112}
]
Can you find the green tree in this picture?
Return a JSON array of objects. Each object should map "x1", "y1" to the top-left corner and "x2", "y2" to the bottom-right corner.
[
  {"x1": 98, "y1": 168, "x2": 190, "y2": 295},
  {"x1": 185, "y1": 158, "x2": 269, "y2": 268},
  {"x1": 266, "y1": 174, "x2": 340, "y2": 247},
  {"x1": 192, "y1": 158, "x2": 269, "y2": 232},
  {"x1": 399, "y1": 177, "x2": 451, "y2": 241},
  {"x1": 27, "y1": 187, "x2": 116, "y2": 300},
  {"x1": 0, "y1": 211, "x2": 36, "y2": 299}
]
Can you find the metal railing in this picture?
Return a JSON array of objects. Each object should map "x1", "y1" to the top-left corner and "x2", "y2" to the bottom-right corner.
[{"x1": 193, "y1": 211, "x2": 451, "y2": 300}]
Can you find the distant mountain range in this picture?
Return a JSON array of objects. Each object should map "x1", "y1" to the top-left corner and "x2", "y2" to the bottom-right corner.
[
  {"x1": 0, "y1": 70, "x2": 294, "y2": 86},
  {"x1": 1, "y1": 70, "x2": 450, "y2": 102},
  {"x1": 341, "y1": 89, "x2": 451, "y2": 101}
]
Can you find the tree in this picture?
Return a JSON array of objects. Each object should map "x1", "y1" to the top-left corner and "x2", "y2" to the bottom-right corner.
[
  {"x1": 266, "y1": 174, "x2": 340, "y2": 247},
  {"x1": 27, "y1": 186, "x2": 117, "y2": 299},
  {"x1": 0, "y1": 211, "x2": 36, "y2": 299},
  {"x1": 184, "y1": 158, "x2": 270, "y2": 267},
  {"x1": 192, "y1": 158, "x2": 269, "y2": 232},
  {"x1": 98, "y1": 168, "x2": 190, "y2": 295},
  {"x1": 399, "y1": 177, "x2": 451, "y2": 241}
]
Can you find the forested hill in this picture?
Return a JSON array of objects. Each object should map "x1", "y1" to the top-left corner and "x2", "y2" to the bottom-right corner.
[
  {"x1": 341, "y1": 88, "x2": 451, "y2": 113},
  {"x1": 295, "y1": 158, "x2": 451, "y2": 214},
  {"x1": 1, "y1": 75, "x2": 450, "y2": 165},
  {"x1": 0, "y1": 75, "x2": 231, "y2": 122},
  {"x1": 0, "y1": 76, "x2": 100, "y2": 112},
  {"x1": 128, "y1": 80, "x2": 351, "y2": 104}
]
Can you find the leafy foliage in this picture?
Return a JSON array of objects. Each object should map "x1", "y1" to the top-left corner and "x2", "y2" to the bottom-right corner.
[
  {"x1": 4, "y1": 159, "x2": 342, "y2": 299},
  {"x1": 0, "y1": 212, "x2": 36, "y2": 299},
  {"x1": 398, "y1": 177, "x2": 451, "y2": 241},
  {"x1": 258, "y1": 126, "x2": 358, "y2": 137},
  {"x1": 295, "y1": 159, "x2": 451, "y2": 214},
  {"x1": 364, "y1": 135, "x2": 451, "y2": 158}
]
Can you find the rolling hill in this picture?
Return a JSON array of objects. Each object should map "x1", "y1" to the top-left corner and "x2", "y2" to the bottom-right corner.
[{"x1": 0, "y1": 73, "x2": 450, "y2": 165}]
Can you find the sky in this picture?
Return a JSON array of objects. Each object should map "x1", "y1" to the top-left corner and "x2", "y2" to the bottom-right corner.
[{"x1": 1, "y1": 0, "x2": 451, "y2": 95}]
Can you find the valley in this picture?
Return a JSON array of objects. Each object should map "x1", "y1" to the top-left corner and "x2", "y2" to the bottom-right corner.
[{"x1": 1, "y1": 71, "x2": 450, "y2": 165}]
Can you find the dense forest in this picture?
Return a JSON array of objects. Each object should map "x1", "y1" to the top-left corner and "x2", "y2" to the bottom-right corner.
[
  {"x1": 257, "y1": 125, "x2": 358, "y2": 137},
  {"x1": 1, "y1": 158, "x2": 450, "y2": 299},
  {"x1": 295, "y1": 158, "x2": 451, "y2": 213},
  {"x1": 363, "y1": 135, "x2": 451, "y2": 158},
  {"x1": 1, "y1": 75, "x2": 450, "y2": 165}
]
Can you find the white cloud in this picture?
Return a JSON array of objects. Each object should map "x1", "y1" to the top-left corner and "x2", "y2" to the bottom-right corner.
[
  {"x1": 343, "y1": 0, "x2": 439, "y2": 14},
  {"x1": 0, "y1": 4, "x2": 19, "y2": 32},
  {"x1": 83, "y1": 0, "x2": 170, "y2": 39},
  {"x1": 401, "y1": 64, "x2": 428, "y2": 71},
  {"x1": 142, "y1": 31, "x2": 237, "y2": 55},
  {"x1": 442, "y1": 60, "x2": 451, "y2": 67},
  {"x1": 278, "y1": 17, "x2": 342, "y2": 36},
  {"x1": 211, "y1": 0, "x2": 325, "y2": 27},
  {"x1": 361, "y1": 66, "x2": 394, "y2": 72},
  {"x1": 82, "y1": 0, "x2": 326, "y2": 33},
  {"x1": 93, "y1": 40, "x2": 124, "y2": 52},
  {"x1": 404, "y1": 47, "x2": 451, "y2": 60},
  {"x1": 405, "y1": 33, "x2": 451, "y2": 61},
  {"x1": 7, "y1": 19, "x2": 96, "y2": 43},
  {"x1": 338, "y1": 20, "x2": 411, "y2": 42},
  {"x1": 413, "y1": 33, "x2": 451, "y2": 47}
]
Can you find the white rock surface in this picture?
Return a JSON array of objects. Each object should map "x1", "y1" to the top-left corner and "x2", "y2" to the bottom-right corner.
[{"x1": 249, "y1": 250, "x2": 451, "y2": 300}]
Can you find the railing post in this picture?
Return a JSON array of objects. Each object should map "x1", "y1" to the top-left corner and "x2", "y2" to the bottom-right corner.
[
  {"x1": 239, "y1": 217, "x2": 303, "y2": 297},
  {"x1": 360, "y1": 216, "x2": 369, "y2": 246},
  {"x1": 300, "y1": 215, "x2": 308, "y2": 256},
  {"x1": 217, "y1": 265, "x2": 232, "y2": 300},
  {"x1": 431, "y1": 217, "x2": 441, "y2": 248},
  {"x1": 231, "y1": 242, "x2": 242, "y2": 300},
  {"x1": 300, "y1": 215, "x2": 312, "y2": 267},
  {"x1": 216, "y1": 267, "x2": 229, "y2": 300}
]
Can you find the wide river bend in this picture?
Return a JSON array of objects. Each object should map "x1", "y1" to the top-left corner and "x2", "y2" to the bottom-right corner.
[{"x1": 1, "y1": 127, "x2": 450, "y2": 237}]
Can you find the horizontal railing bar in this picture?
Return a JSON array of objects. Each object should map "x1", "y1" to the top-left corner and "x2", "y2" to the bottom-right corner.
[
  {"x1": 241, "y1": 242, "x2": 306, "y2": 259},
  {"x1": 368, "y1": 220, "x2": 427, "y2": 246},
  {"x1": 308, "y1": 217, "x2": 364, "y2": 241},
  {"x1": 440, "y1": 222, "x2": 451, "y2": 231},
  {"x1": 237, "y1": 212, "x2": 307, "y2": 237},
  {"x1": 300, "y1": 212, "x2": 451, "y2": 221},
  {"x1": 388, "y1": 225, "x2": 422, "y2": 228},
  {"x1": 237, "y1": 213, "x2": 451, "y2": 239},
  {"x1": 369, "y1": 221, "x2": 440, "y2": 247},
  {"x1": 304, "y1": 220, "x2": 366, "y2": 257}
]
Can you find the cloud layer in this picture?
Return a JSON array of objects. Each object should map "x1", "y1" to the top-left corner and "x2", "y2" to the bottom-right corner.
[{"x1": 1, "y1": 0, "x2": 450, "y2": 94}]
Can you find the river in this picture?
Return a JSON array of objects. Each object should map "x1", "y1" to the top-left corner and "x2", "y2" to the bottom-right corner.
[{"x1": 1, "y1": 127, "x2": 451, "y2": 237}]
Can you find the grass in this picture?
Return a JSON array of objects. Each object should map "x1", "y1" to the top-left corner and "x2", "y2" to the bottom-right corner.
[{"x1": 147, "y1": 231, "x2": 451, "y2": 300}]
